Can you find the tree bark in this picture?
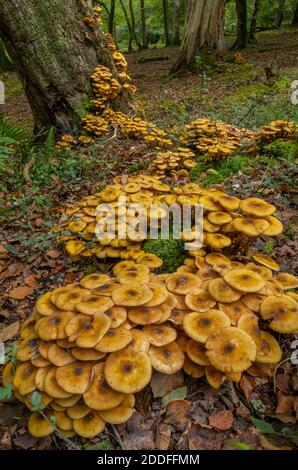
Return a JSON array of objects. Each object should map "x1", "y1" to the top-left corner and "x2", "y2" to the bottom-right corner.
[
  {"x1": 292, "y1": 0, "x2": 298, "y2": 26},
  {"x1": 0, "y1": 0, "x2": 131, "y2": 137},
  {"x1": 274, "y1": 0, "x2": 286, "y2": 28},
  {"x1": 140, "y1": 0, "x2": 148, "y2": 49},
  {"x1": 172, "y1": 0, "x2": 226, "y2": 72},
  {"x1": 171, "y1": 0, "x2": 181, "y2": 46},
  {"x1": 249, "y1": 0, "x2": 261, "y2": 43},
  {"x1": 0, "y1": 40, "x2": 14, "y2": 72},
  {"x1": 119, "y1": 0, "x2": 134, "y2": 50},
  {"x1": 231, "y1": 0, "x2": 248, "y2": 50},
  {"x1": 163, "y1": 0, "x2": 171, "y2": 46}
]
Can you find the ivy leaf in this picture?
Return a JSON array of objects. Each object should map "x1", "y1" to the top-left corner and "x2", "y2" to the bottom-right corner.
[
  {"x1": 251, "y1": 417, "x2": 274, "y2": 434},
  {"x1": 0, "y1": 383, "x2": 13, "y2": 400},
  {"x1": 30, "y1": 391, "x2": 46, "y2": 411},
  {"x1": 162, "y1": 386, "x2": 187, "y2": 408}
]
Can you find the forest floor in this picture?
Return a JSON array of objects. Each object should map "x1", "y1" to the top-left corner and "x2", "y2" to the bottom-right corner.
[{"x1": 0, "y1": 28, "x2": 297, "y2": 451}]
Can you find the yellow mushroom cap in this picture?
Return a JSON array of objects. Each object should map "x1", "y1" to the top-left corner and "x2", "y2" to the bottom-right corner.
[
  {"x1": 65, "y1": 312, "x2": 111, "y2": 348},
  {"x1": 47, "y1": 343, "x2": 76, "y2": 367},
  {"x1": 16, "y1": 337, "x2": 39, "y2": 362},
  {"x1": 208, "y1": 278, "x2": 242, "y2": 303},
  {"x1": 262, "y1": 216, "x2": 283, "y2": 236},
  {"x1": 183, "y1": 356, "x2": 205, "y2": 378},
  {"x1": 73, "y1": 411, "x2": 105, "y2": 438},
  {"x1": 240, "y1": 198, "x2": 276, "y2": 217},
  {"x1": 185, "y1": 288, "x2": 217, "y2": 312},
  {"x1": 217, "y1": 194, "x2": 240, "y2": 211},
  {"x1": 143, "y1": 282, "x2": 169, "y2": 307},
  {"x1": 83, "y1": 363, "x2": 124, "y2": 410},
  {"x1": 136, "y1": 253, "x2": 163, "y2": 269},
  {"x1": 95, "y1": 327, "x2": 132, "y2": 352},
  {"x1": 206, "y1": 327, "x2": 257, "y2": 373},
  {"x1": 205, "y1": 233, "x2": 232, "y2": 250},
  {"x1": 237, "y1": 313, "x2": 260, "y2": 341},
  {"x1": 142, "y1": 325, "x2": 177, "y2": 346},
  {"x1": 112, "y1": 284, "x2": 153, "y2": 306},
  {"x1": 75, "y1": 294, "x2": 113, "y2": 315},
  {"x1": 246, "y1": 262, "x2": 273, "y2": 281},
  {"x1": 241, "y1": 293, "x2": 266, "y2": 312},
  {"x1": 71, "y1": 347, "x2": 106, "y2": 361},
  {"x1": 186, "y1": 339, "x2": 211, "y2": 366},
  {"x1": 148, "y1": 342, "x2": 184, "y2": 374},
  {"x1": 104, "y1": 351, "x2": 152, "y2": 393},
  {"x1": 255, "y1": 331, "x2": 282, "y2": 364},
  {"x1": 252, "y1": 253, "x2": 280, "y2": 271},
  {"x1": 260, "y1": 295, "x2": 298, "y2": 333},
  {"x1": 56, "y1": 362, "x2": 93, "y2": 394},
  {"x1": 98, "y1": 394, "x2": 135, "y2": 424},
  {"x1": 123, "y1": 329, "x2": 150, "y2": 353},
  {"x1": 44, "y1": 367, "x2": 72, "y2": 399},
  {"x1": 28, "y1": 412, "x2": 55, "y2": 437},
  {"x1": 13, "y1": 363, "x2": 38, "y2": 395},
  {"x1": 205, "y1": 253, "x2": 231, "y2": 267},
  {"x1": 207, "y1": 212, "x2": 232, "y2": 226},
  {"x1": 166, "y1": 272, "x2": 202, "y2": 295},
  {"x1": 66, "y1": 399, "x2": 91, "y2": 419},
  {"x1": 223, "y1": 268, "x2": 265, "y2": 293},
  {"x1": 36, "y1": 312, "x2": 75, "y2": 341},
  {"x1": 274, "y1": 273, "x2": 298, "y2": 290},
  {"x1": 36, "y1": 292, "x2": 61, "y2": 316},
  {"x1": 80, "y1": 273, "x2": 110, "y2": 289},
  {"x1": 104, "y1": 306, "x2": 127, "y2": 328},
  {"x1": 205, "y1": 366, "x2": 225, "y2": 389},
  {"x1": 183, "y1": 310, "x2": 230, "y2": 343},
  {"x1": 52, "y1": 410, "x2": 73, "y2": 431},
  {"x1": 218, "y1": 300, "x2": 253, "y2": 325},
  {"x1": 233, "y1": 217, "x2": 270, "y2": 236}
]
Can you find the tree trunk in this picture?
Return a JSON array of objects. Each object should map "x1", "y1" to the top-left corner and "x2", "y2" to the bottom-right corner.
[
  {"x1": 232, "y1": 0, "x2": 248, "y2": 50},
  {"x1": 0, "y1": 40, "x2": 14, "y2": 72},
  {"x1": 140, "y1": 0, "x2": 148, "y2": 49},
  {"x1": 163, "y1": 0, "x2": 171, "y2": 46},
  {"x1": 128, "y1": 0, "x2": 142, "y2": 50},
  {"x1": 171, "y1": 0, "x2": 181, "y2": 46},
  {"x1": 249, "y1": 0, "x2": 261, "y2": 43},
  {"x1": 119, "y1": 0, "x2": 134, "y2": 50},
  {"x1": 0, "y1": 0, "x2": 131, "y2": 136},
  {"x1": 108, "y1": 0, "x2": 116, "y2": 35},
  {"x1": 274, "y1": 0, "x2": 286, "y2": 28},
  {"x1": 172, "y1": 0, "x2": 226, "y2": 72},
  {"x1": 293, "y1": 0, "x2": 298, "y2": 26}
]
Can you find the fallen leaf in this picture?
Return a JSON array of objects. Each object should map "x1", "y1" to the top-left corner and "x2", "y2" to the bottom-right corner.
[
  {"x1": 0, "y1": 262, "x2": 24, "y2": 280},
  {"x1": 8, "y1": 286, "x2": 34, "y2": 300},
  {"x1": 260, "y1": 436, "x2": 292, "y2": 451},
  {"x1": 0, "y1": 245, "x2": 9, "y2": 260},
  {"x1": 13, "y1": 432, "x2": 39, "y2": 449},
  {"x1": 155, "y1": 424, "x2": 172, "y2": 450},
  {"x1": 46, "y1": 249, "x2": 60, "y2": 259},
  {"x1": 151, "y1": 370, "x2": 184, "y2": 398},
  {"x1": 209, "y1": 410, "x2": 233, "y2": 431},
  {"x1": 0, "y1": 320, "x2": 20, "y2": 342},
  {"x1": 164, "y1": 399, "x2": 191, "y2": 430},
  {"x1": 275, "y1": 391, "x2": 295, "y2": 414},
  {"x1": 24, "y1": 274, "x2": 39, "y2": 288},
  {"x1": 239, "y1": 375, "x2": 255, "y2": 401},
  {"x1": 162, "y1": 386, "x2": 187, "y2": 408},
  {"x1": 1, "y1": 431, "x2": 11, "y2": 448},
  {"x1": 123, "y1": 429, "x2": 155, "y2": 450}
]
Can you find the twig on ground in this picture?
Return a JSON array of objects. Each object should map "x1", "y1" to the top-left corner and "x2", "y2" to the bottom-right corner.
[
  {"x1": 23, "y1": 155, "x2": 36, "y2": 185},
  {"x1": 109, "y1": 424, "x2": 126, "y2": 450}
]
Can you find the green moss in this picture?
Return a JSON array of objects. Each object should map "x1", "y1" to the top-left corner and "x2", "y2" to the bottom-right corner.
[
  {"x1": 143, "y1": 237, "x2": 187, "y2": 274},
  {"x1": 190, "y1": 154, "x2": 252, "y2": 185},
  {"x1": 0, "y1": 73, "x2": 23, "y2": 98},
  {"x1": 264, "y1": 139, "x2": 298, "y2": 162}
]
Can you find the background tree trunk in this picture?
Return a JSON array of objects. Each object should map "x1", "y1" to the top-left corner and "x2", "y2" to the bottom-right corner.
[
  {"x1": 249, "y1": 0, "x2": 261, "y2": 43},
  {"x1": 274, "y1": 0, "x2": 286, "y2": 28},
  {"x1": 120, "y1": 0, "x2": 134, "y2": 51},
  {"x1": 292, "y1": 0, "x2": 298, "y2": 26},
  {"x1": 140, "y1": 0, "x2": 148, "y2": 48},
  {"x1": 0, "y1": 0, "x2": 130, "y2": 136},
  {"x1": 172, "y1": 0, "x2": 226, "y2": 72},
  {"x1": 163, "y1": 0, "x2": 171, "y2": 46},
  {"x1": 128, "y1": 0, "x2": 142, "y2": 50},
  {"x1": 108, "y1": 0, "x2": 116, "y2": 35},
  {"x1": 232, "y1": 0, "x2": 248, "y2": 49},
  {"x1": 0, "y1": 40, "x2": 14, "y2": 72},
  {"x1": 171, "y1": 0, "x2": 181, "y2": 46}
]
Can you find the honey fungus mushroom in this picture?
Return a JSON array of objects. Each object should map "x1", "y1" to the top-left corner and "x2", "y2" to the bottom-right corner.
[
  {"x1": 183, "y1": 310, "x2": 230, "y2": 343},
  {"x1": 260, "y1": 295, "x2": 298, "y2": 333},
  {"x1": 148, "y1": 342, "x2": 185, "y2": 374},
  {"x1": 104, "y1": 351, "x2": 152, "y2": 393}
]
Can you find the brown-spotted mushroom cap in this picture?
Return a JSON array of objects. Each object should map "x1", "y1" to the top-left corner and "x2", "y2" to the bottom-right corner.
[
  {"x1": 252, "y1": 253, "x2": 280, "y2": 271},
  {"x1": 148, "y1": 342, "x2": 184, "y2": 374},
  {"x1": 223, "y1": 269, "x2": 265, "y2": 293},
  {"x1": 83, "y1": 363, "x2": 125, "y2": 411},
  {"x1": 112, "y1": 284, "x2": 153, "y2": 307},
  {"x1": 95, "y1": 328, "x2": 132, "y2": 353},
  {"x1": 73, "y1": 411, "x2": 105, "y2": 438},
  {"x1": 166, "y1": 272, "x2": 202, "y2": 295},
  {"x1": 36, "y1": 312, "x2": 75, "y2": 341},
  {"x1": 13, "y1": 362, "x2": 38, "y2": 395},
  {"x1": 65, "y1": 312, "x2": 111, "y2": 348},
  {"x1": 255, "y1": 331, "x2": 282, "y2": 364},
  {"x1": 47, "y1": 344, "x2": 76, "y2": 367},
  {"x1": 56, "y1": 362, "x2": 93, "y2": 394},
  {"x1": 186, "y1": 339, "x2": 211, "y2": 366},
  {"x1": 208, "y1": 278, "x2": 242, "y2": 303},
  {"x1": 183, "y1": 356, "x2": 205, "y2": 378},
  {"x1": 274, "y1": 273, "x2": 298, "y2": 290},
  {"x1": 183, "y1": 310, "x2": 230, "y2": 343},
  {"x1": 128, "y1": 306, "x2": 163, "y2": 325},
  {"x1": 185, "y1": 288, "x2": 217, "y2": 312},
  {"x1": 260, "y1": 295, "x2": 298, "y2": 333},
  {"x1": 240, "y1": 197, "x2": 276, "y2": 217},
  {"x1": 142, "y1": 325, "x2": 177, "y2": 347},
  {"x1": 75, "y1": 295, "x2": 113, "y2": 315},
  {"x1": 28, "y1": 412, "x2": 55, "y2": 437},
  {"x1": 205, "y1": 327, "x2": 257, "y2": 373},
  {"x1": 98, "y1": 394, "x2": 135, "y2": 424},
  {"x1": 104, "y1": 351, "x2": 152, "y2": 393},
  {"x1": 79, "y1": 273, "x2": 110, "y2": 289}
]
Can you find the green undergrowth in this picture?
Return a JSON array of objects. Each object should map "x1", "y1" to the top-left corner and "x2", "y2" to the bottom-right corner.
[{"x1": 143, "y1": 237, "x2": 187, "y2": 274}]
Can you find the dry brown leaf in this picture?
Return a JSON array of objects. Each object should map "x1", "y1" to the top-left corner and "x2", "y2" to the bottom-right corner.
[
  {"x1": 0, "y1": 320, "x2": 20, "y2": 342},
  {"x1": 155, "y1": 423, "x2": 172, "y2": 450},
  {"x1": 151, "y1": 370, "x2": 184, "y2": 398},
  {"x1": 0, "y1": 263, "x2": 24, "y2": 280},
  {"x1": 24, "y1": 274, "x2": 39, "y2": 288},
  {"x1": 46, "y1": 249, "x2": 61, "y2": 259},
  {"x1": 239, "y1": 375, "x2": 255, "y2": 402},
  {"x1": 123, "y1": 429, "x2": 155, "y2": 450},
  {"x1": 275, "y1": 391, "x2": 295, "y2": 414},
  {"x1": 0, "y1": 245, "x2": 9, "y2": 260},
  {"x1": 164, "y1": 399, "x2": 191, "y2": 430},
  {"x1": 260, "y1": 436, "x2": 292, "y2": 451},
  {"x1": 8, "y1": 286, "x2": 34, "y2": 300},
  {"x1": 208, "y1": 410, "x2": 233, "y2": 431}
]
